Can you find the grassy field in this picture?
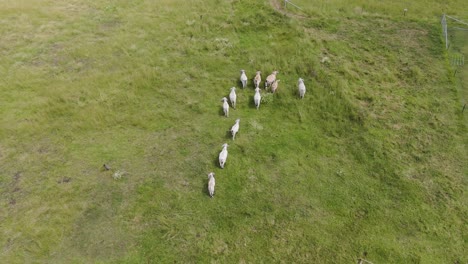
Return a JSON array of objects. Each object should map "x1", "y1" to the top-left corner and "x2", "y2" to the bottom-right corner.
[{"x1": 0, "y1": 0, "x2": 466, "y2": 263}]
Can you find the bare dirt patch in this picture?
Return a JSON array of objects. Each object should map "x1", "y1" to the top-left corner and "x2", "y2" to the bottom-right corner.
[{"x1": 397, "y1": 28, "x2": 429, "y2": 49}]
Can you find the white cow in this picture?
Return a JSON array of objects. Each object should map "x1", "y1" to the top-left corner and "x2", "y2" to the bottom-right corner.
[
  {"x1": 221, "y1": 97, "x2": 229, "y2": 117},
  {"x1": 240, "y1": 70, "x2": 247, "y2": 89},
  {"x1": 298, "y1": 78, "x2": 306, "y2": 99},
  {"x1": 218, "y1": 143, "x2": 229, "y2": 169},
  {"x1": 229, "y1": 87, "x2": 237, "y2": 109},
  {"x1": 253, "y1": 71, "x2": 261, "y2": 88},
  {"x1": 207, "y1": 172, "x2": 215, "y2": 198},
  {"x1": 265, "y1": 71, "x2": 278, "y2": 89},
  {"x1": 231, "y1": 119, "x2": 240, "y2": 140},
  {"x1": 271, "y1": 80, "x2": 280, "y2": 93},
  {"x1": 254, "y1": 88, "x2": 261, "y2": 110}
]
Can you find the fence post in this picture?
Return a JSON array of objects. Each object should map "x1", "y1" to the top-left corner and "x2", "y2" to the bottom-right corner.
[{"x1": 441, "y1": 14, "x2": 448, "y2": 49}]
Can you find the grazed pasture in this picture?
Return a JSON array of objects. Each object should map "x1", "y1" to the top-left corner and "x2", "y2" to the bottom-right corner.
[{"x1": 0, "y1": 0, "x2": 466, "y2": 263}]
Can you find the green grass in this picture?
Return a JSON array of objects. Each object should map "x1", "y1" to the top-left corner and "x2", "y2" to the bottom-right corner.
[{"x1": 0, "y1": 0, "x2": 466, "y2": 263}]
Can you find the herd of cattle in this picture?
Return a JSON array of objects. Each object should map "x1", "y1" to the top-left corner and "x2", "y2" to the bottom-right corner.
[{"x1": 207, "y1": 70, "x2": 307, "y2": 198}]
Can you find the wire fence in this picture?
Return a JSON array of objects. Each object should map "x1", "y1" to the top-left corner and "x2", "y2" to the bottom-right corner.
[
  {"x1": 441, "y1": 14, "x2": 468, "y2": 113},
  {"x1": 284, "y1": 0, "x2": 302, "y2": 10},
  {"x1": 441, "y1": 14, "x2": 468, "y2": 52},
  {"x1": 441, "y1": 14, "x2": 448, "y2": 49}
]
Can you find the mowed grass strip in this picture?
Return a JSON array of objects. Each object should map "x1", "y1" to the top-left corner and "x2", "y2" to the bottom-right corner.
[{"x1": 0, "y1": 0, "x2": 466, "y2": 263}]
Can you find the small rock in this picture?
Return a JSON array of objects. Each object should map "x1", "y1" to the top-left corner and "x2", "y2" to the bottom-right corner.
[
  {"x1": 321, "y1": 56, "x2": 330, "y2": 64},
  {"x1": 113, "y1": 171, "x2": 124, "y2": 180},
  {"x1": 103, "y1": 164, "x2": 111, "y2": 171}
]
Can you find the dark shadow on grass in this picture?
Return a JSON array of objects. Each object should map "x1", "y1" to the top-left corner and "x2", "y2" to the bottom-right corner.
[
  {"x1": 290, "y1": 86, "x2": 299, "y2": 98},
  {"x1": 225, "y1": 130, "x2": 232, "y2": 140},
  {"x1": 200, "y1": 176, "x2": 211, "y2": 197},
  {"x1": 249, "y1": 96, "x2": 258, "y2": 109},
  {"x1": 252, "y1": 80, "x2": 257, "y2": 89},
  {"x1": 239, "y1": 80, "x2": 247, "y2": 90},
  {"x1": 213, "y1": 154, "x2": 221, "y2": 169},
  {"x1": 219, "y1": 106, "x2": 227, "y2": 117}
]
